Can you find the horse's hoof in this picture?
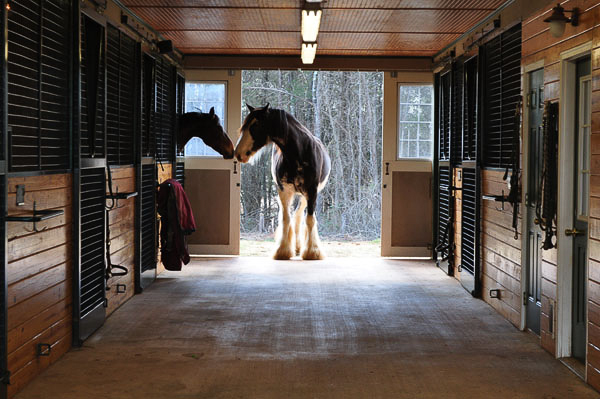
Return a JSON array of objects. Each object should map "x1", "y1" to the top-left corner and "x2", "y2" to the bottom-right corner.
[
  {"x1": 302, "y1": 246, "x2": 324, "y2": 260},
  {"x1": 274, "y1": 246, "x2": 294, "y2": 260}
]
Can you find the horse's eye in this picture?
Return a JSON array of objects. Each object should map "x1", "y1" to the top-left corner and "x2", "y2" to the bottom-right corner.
[{"x1": 246, "y1": 151, "x2": 251, "y2": 156}]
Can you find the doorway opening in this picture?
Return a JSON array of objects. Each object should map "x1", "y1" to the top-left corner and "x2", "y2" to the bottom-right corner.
[{"x1": 239, "y1": 70, "x2": 383, "y2": 257}]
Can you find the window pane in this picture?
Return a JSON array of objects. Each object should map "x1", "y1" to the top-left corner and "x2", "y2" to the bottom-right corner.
[
  {"x1": 397, "y1": 84, "x2": 433, "y2": 159},
  {"x1": 184, "y1": 82, "x2": 227, "y2": 157}
]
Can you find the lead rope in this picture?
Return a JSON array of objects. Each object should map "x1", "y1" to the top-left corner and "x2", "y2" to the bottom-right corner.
[
  {"x1": 535, "y1": 101, "x2": 559, "y2": 250},
  {"x1": 504, "y1": 99, "x2": 522, "y2": 240}
]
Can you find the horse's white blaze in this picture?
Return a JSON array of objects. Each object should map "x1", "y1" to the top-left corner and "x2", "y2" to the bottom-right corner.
[{"x1": 234, "y1": 119, "x2": 256, "y2": 163}]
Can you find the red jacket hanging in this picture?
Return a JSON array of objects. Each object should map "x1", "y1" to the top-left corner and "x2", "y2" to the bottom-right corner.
[{"x1": 157, "y1": 179, "x2": 196, "y2": 271}]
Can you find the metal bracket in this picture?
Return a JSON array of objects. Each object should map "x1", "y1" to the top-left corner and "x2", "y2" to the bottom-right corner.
[
  {"x1": 116, "y1": 284, "x2": 127, "y2": 294},
  {"x1": 489, "y1": 289, "x2": 501, "y2": 299},
  {"x1": 233, "y1": 161, "x2": 238, "y2": 174},
  {"x1": 37, "y1": 343, "x2": 52, "y2": 357},
  {"x1": 16, "y1": 184, "x2": 25, "y2": 206}
]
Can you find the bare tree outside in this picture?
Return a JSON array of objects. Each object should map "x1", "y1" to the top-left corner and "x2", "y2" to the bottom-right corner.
[{"x1": 240, "y1": 70, "x2": 383, "y2": 245}]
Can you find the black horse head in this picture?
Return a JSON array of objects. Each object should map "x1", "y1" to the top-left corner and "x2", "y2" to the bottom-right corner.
[
  {"x1": 234, "y1": 103, "x2": 273, "y2": 163},
  {"x1": 178, "y1": 107, "x2": 234, "y2": 159}
]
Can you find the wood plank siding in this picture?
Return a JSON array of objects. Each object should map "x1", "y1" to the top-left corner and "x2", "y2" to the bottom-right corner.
[
  {"x1": 6, "y1": 174, "x2": 73, "y2": 397},
  {"x1": 481, "y1": 169, "x2": 522, "y2": 328},
  {"x1": 105, "y1": 167, "x2": 136, "y2": 316},
  {"x1": 521, "y1": 0, "x2": 599, "y2": 383},
  {"x1": 156, "y1": 163, "x2": 173, "y2": 275},
  {"x1": 454, "y1": 168, "x2": 462, "y2": 278}
]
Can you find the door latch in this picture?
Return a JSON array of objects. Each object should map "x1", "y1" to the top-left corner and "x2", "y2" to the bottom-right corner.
[{"x1": 565, "y1": 228, "x2": 584, "y2": 237}]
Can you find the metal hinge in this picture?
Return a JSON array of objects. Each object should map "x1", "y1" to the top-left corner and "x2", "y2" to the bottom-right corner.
[
  {"x1": 0, "y1": 369, "x2": 11, "y2": 385},
  {"x1": 523, "y1": 292, "x2": 528, "y2": 306}
]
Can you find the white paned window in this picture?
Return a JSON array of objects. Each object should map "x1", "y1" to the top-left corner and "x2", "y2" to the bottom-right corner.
[
  {"x1": 184, "y1": 82, "x2": 226, "y2": 156},
  {"x1": 397, "y1": 85, "x2": 434, "y2": 159}
]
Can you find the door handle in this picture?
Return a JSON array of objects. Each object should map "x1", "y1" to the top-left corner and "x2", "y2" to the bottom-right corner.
[{"x1": 565, "y1": 228, "x2": 584, "y2": 237}]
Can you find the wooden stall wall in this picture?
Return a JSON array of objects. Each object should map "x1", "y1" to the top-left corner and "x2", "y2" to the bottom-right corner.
[
  {"x1": 105, "y1": 167, "x2": 136, "y2": 316},
  {"x1": 454, "y1": 168, "x2": 462, "y2": 277},
  {"x1": 6, "y1": 174, "x2": 72, "y2": 396},
  {"x1": 156, "y1": 163, "x2": 173, "y2": 275},
  {"x1": 522, "y1": 0, "x2": 600, "y2": 382},
  {"x1": 481, "y1": 170, "x2": 522, "y2": 328}
]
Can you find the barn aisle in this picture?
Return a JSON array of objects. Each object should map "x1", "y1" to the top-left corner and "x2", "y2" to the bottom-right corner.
[{"x1": 15, "y1": 258, "x2": 597, "y2": 398}]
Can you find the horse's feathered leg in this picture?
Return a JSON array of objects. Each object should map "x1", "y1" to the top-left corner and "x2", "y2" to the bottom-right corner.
[
  {"x1": 293, "y1": 196, "x2": 307, "y2": 255},
  {"x1": 302, "y1": 190, "x2": 324, "y2": 260},
  {"x1": 274, "y1": 184, "x2": 295, "y2": 260}
]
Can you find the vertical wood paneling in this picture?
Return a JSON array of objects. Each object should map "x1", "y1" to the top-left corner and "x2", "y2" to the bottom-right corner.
[
  {"x1": 156, "y1": 163, "x2": 172, "y2": 275},
  {"x1": 454, "y1": 168, "x2": 462, "y2": 277},
  {"x1": 522, "y1": 0, "x2": 600, "y2": 382},
  {"x1": 481, "y1": 169, "x2": 522, "y2": 328},
  {"x1": 5, "y1": 173, "x2": 72, "y2": 397},
  {"x1": 105, "y1": 167, "x2": 136, "y2": 316}
]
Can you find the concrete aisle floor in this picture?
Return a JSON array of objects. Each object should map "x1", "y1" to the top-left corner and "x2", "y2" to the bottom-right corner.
[{"x1": 15, "y1": 258, "x2": 600, "y2": 399}]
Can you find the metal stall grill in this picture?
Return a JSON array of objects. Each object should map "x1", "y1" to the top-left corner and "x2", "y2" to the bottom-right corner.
[
  {"x1": 141, "y1": 164, "x2": 157, "y2": 279},
  {"x1": 79, "y1": 167, "x2": 106, "y2": 340},
  {"x1": 7, "y1": 0, "x2": 70, "y2": 172},
  {"x1": 80, "y1": 14, "x2": 106, "y2": 159},
  {"x1": 106, "y1": 24, "x2": 136, "y2": 166},
  {"x1": 451, "y1": 61, "x2": 463, "y2": 164},
  {"x1": 175, "y1": 162, "x2": 184, "y2": 187},
  {"x1": 0, "y1": 175, "x2": 7, "y2": 397},
  {"x1": 155, "y1": 58, "x2": 174, "y2": 163},
  {"x1": 141, "y1": 54, "x2": 156, "y2": 158},
  {"x1": 460, "y1": 167, "x2": 480, "y2": 295},
  {"x1": 436, "y1": 165, "x2": 453, "y2": 275},
  {"x1": 439, "y1": 72, "x2": 451, "y2": 162}
]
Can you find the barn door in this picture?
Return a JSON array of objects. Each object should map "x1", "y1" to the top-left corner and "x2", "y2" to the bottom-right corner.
[
  {"x1": 183, "y1": 70, "x2": 240, "y2": 256},
  {"x1": 459, "y1": 56, "x2": 481, "y2": 296},
  {"x1": 571, "y1": 60, "x2": 591, "y2": 362},
  {"x1": 525, "y1": 68, "x2": 544, "y2": 335},
  {"x1": 381, "y1": 73, "x2": 433, "y2": 257},
  {"x1": 433, "y1": 71, "x2": 453, "y2": 271},
  {"x1": 75, "y1": 13, "x2": 108, "y2": 343}
]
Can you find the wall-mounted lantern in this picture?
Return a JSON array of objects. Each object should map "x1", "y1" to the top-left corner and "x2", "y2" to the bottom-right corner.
[{"x1": 543, "y1": 3, "x2": 579, "y2": 38}]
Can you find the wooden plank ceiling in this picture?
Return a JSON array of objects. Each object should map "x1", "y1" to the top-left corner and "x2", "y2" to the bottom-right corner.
[{"x1": 122, "y1": 0, "x2": 507, "y2": 57}]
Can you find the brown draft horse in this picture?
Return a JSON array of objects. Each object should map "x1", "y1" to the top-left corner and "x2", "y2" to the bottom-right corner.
[
  {"x1": 234, "y1": 104, "x2": 331, "y2": 260},
  {"x1": 178, "y1": 107, "x2": 234, "y2": 158}
]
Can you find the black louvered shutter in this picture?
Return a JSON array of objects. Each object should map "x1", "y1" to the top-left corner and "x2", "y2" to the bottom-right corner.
[
  {"x1": 175, "y1": 73, "x2": 185, "y2": 155},
  {"x1": 435, "y1": 165, "x2": 453, "y2": 275},
  {"x1": 106, "y1": 24, "x2": 136, "y2": 165},
  {"x1": 141, "y1": 164, "x2": 156, "y2": 273},
  {"x1": 175, "y1": 162, "x2": 184, "y2": 187},
  {"x1": 463, "y1": 56, "x2": 478, "y2": 161},
  {"x1": 79, "y1": 167, "x2": 106, "y2": 339},
  {"x1": 483, "y1": 23, "x2": 521, "y2": 168},
  {"x1": 7, "y1": 0, "x2": 71, "y2": 172},
  {"x1": 438, "y1": 71, "x2": 451, "y2": 161},
  {"x1": 451, "y1": 61, "x2": 463, "y2": 164},
  {"x1": 155, "y1": 58, "x2": 175, "y2": 162},
  {"x1": 80, "y1": 14, "x2": 106, "y2": 159},
  {"x1": 460, "y1": 167, "x2": 481, "y2": 296},
  {"x1": 142, "y1": 53, "x2": 156, "y2": 157}
]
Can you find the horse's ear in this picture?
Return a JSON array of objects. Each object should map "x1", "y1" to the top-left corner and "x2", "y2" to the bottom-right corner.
[
  {"x1": 209, "y1": 107, "x2": 215, "y2": 118},
  {"x1": 246, "y1": 103, "x2": 255, "y2": 112}
]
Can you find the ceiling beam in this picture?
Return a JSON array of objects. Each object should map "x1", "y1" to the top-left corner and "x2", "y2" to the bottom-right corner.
[{"x1": 184, "y1": 54, "x2": 432, "y2": 72}]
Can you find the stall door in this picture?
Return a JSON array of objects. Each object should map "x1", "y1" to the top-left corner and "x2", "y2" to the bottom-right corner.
[
  {"x1": 433, "y1": 71, "x2": 453, "y2": 270},
  {"x1": 381, "y1": 74, "x2": 433, "y2": 257},
  {"x1": 184, "y1": 70, "x2": 241, "y2": 255},
  {"x1": 526, "y1": 68, "x2": 544, "y2": 335},
  {"x1": 571, "y1": 62, "x2": 591, "y2": 362}
]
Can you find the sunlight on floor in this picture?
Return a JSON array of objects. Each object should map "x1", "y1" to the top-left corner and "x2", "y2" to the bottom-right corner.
[{"x1": 240, "y1": 238, "x2": 381, "y2": 257}]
